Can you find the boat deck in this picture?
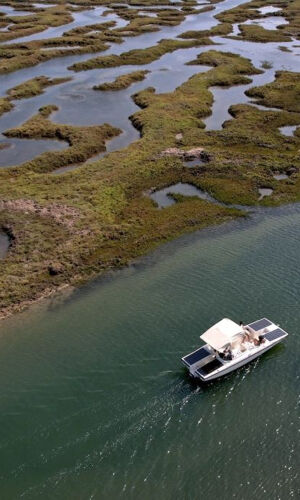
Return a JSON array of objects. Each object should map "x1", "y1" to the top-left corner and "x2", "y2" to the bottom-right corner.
[
  {"x1": 264, "y1": 328, "x2": 286, "y2": 342},
  {"x1": 182, "y1": 317, "x2": 289, "y2": 382},
  {"x1": 248, "y1": 318, "x2": 272, "y2": 331},
  {"x1": 196, "y1": 359, "x2": 223, "y2": 377}
]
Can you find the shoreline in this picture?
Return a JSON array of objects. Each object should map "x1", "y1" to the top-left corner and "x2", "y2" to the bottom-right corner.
[{"x1": 0, "y1": 0, "x2": 299, "y2": 320}]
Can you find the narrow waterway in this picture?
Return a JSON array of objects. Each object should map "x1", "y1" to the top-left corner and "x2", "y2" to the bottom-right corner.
[
  {"x1": 0, "y1": 203, "x2": 299, "y2": 498},
  {"x1": 0, "y1": 0, "x2": 296, "y2": 169}
]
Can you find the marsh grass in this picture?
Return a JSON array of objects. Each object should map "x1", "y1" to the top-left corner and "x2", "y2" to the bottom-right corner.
[
  {"x1": 0, "y1": 0, "x2": 300, "y2": 317},
  {"x1": 4, "y1": 105, "x2": 121, "y2": 173},
  {"x1": 69, "y1": 38, "x2": 214, "y2": 72},
  {"x1": 7, "y1": 76, "x2": 72, "y2": 99},
  {"x1": 245, "y1": 71, "x2": 300, "y2": 112},
  {"x1": 93, "y1": 70, "x2": 149, "y2": 91}
]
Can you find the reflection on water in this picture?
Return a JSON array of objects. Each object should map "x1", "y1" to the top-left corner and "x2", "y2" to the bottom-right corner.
[
  {"x1": 0, "y1": 231, "x2": 9, "y2": 258},
  {"x1": 258, "y1": 187, "x2": 273, "y2": 200},
  {"x1": 279, "y1": 125, "x2": 298, "y2": 137},
  {"x1": 0, "y1": 0, "x2": 296, "y2": 169},
  {"x1": 149, "y1": 182, "x2": 221, "y2": 208},
  {"x1": 0, "y1": 137, "x2": 67, "y2": 167},
  {"x1": 183, "y1": 157, "x2": 205, "y2": 167},
  {"x1": 1, "y1": 7, "x2": 127, "y2": 45},
  {"x1": 243, "y1": 15, "x2": 288, "y2": 31},
  {"x1": 257, "y1": 6, "x2": 282, "y2": 15},
  {"x1": 273, "y1": 173, "x2": 288, "y2": 180}
]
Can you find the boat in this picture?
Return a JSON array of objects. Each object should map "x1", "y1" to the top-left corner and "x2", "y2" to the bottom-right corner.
[{"x1": 182, "y1": 318, "x2": 288, "y2": 382}]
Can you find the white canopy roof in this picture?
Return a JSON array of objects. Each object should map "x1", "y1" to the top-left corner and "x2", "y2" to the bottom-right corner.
[{"x1": 200, "y1": 318, "x2": 242, "y2": 351}]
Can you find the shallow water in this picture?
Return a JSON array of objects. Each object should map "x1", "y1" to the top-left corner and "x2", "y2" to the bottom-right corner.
[
  {"x1": 243, "y1": 15, "x2": 288, "y2": 31},
  {"x1": 0, "y1": 6, "x2": 33, "y2": 17},
  {"x1": 1, "y1": 7, "x2": 126, "y2": 45},
  {"x1": 182, "y1": 157, "x2": 205, "y2": 167},
  {"x1": 258, "y1": 188, "x2": 273, "y2": 201},
  {"x1": 273, "y1": 173, "x2": 288, "y2": 181},
  {"x1": 0, "y1": 202, "x2": 299, "y2": 498},
  {"x1": 149, "y1": 182, "x2": 220, "y2": 208},
  {"x1": 279, "y1": 125, "x2": 298, "y2": 137},
  {"x1": 0, "y1": 136, "x2": 67, "y2": 168},
  {"x1": 0, "y1": 231, "x2": 9, "y2": 258},
  {"x1": 204, "y1": 69, "x2": 273, "y2": 130},
  {"x1": 257, "y1": 6, "x2": 282, "y2": 15},
  {"x1": 0, "y1": 0, "x2": 296, "y2": 169},
  {"x1": 0, "y1": 1, "x2": 299, "y2": 495}
]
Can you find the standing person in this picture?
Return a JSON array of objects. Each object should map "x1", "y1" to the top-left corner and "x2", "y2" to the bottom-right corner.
[{"x1": 240, "y1": 321, "x2": 250, "y2": 342}]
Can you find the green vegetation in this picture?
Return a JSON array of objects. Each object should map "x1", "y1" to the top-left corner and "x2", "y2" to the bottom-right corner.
[
  {"x1": 0, "y1": 5, "x2": 73, "y2": 43},
  {"x1": 93, "y1": 70, "x2": 149, "y2": 91},
  {"x1": 216, "y1": 0, "x2": 299, "y2": 42},
  {"x1": 0, "y1": 76, "x2": 72, "y2": 118},
  {"x1": 69, "y1": 38, "x2": 214, "y2": 72},
  {"x1": 0, "y1": 98, "x2": 13, "y2": 117},
  {"x1": 237, "y1": 24, "x2": 290, "y2": 43},
  {"x1": 178, "y1": 22, "x2": 232, "y2": 39},
  {"x1": 7, "y1": 76, "x2": 72, "y2": 99},
  {"x1": 245, "y1": 71, "x2": 300, "y2": 112},
  {"x1": 0, "y1": 39, "x2": 110, "y2": 75},
  {"x1": 261, "y1": 60, "x2": 273, "y2": 70},
  {"x1": 0, "y1": 0, "x2": 300, "y2": 317},
  {"x1": 186, "y1": 49, "x2": 262, "y2": 77},
  {"x1": 4, "y1": 105, "x2": 121, "y2": 174},
  {"x1": 2, "y1": 51, "x2": 299, "y2": 318}
]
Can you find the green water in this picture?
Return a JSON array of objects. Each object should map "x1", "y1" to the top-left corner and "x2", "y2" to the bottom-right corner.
[{"x1": 0, "y1": 205, "x2": 299, "y2": 499}]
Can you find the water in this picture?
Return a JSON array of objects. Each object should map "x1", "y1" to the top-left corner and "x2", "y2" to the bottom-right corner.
[
  {"x1": 243, "y1": 16, "x2": 288, "y2": 31},
  {"x1": 204, "y1": 70, "x2": 273, "y2": 130},
  {"x1": 258, "y1": 188, "x2": 273, "y2": 201},
  {"x1": 149, "y1": 182, "x2": 220, "y2": 208},
  {"x1": 183, "y1": 157, "x2": 205, "y2": 167},
  {"x1": 279, "y1": 125, "x2": 298, "y2": 137},
  {"x1": 273, "y1": 173, "x2": 288, "y2": 181},
  {"x1": 0, "y1": 137, "x2": 67, "y2": 168},
  {"x1": 0, "y1": 231, "x2": 9, "y2": 258},
  {"x1": 0, "y1": 203, "x2": 299, "y2": 498},
  {"x1": 0, "y1": 0, "x2": 296, "y2": 167},
  {"x1": 257, "y1": 6, "x2": 282, "y2": 15},
  {"x1": 0, "y1": 1, "x2": 299, "y2": 495},
  {"x1": 1, "y1": 7, "x2": 123, "y2": 44}
]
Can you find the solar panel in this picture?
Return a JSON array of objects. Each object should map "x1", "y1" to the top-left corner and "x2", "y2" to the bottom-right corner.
[
  {"x1": 264, "y1": 328, "x2": 286, "y2": 342},
  {"x1": 196, "y1": 358, "x2": 223, "y2": 376},
  {"x1": 248, "y1": 318, "x2": 272, "y2": 331},
  {"x1": 183, "y1": 347, "x2": 210, "y2": 366}
]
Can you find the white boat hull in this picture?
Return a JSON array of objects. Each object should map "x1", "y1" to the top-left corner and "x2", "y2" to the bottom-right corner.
[
  {"x1": 182, "y1": 318, "x2": 288, "y2": 383},
  {"x1": 200, "y1": 337, "x2": 282, "y2": 381}
]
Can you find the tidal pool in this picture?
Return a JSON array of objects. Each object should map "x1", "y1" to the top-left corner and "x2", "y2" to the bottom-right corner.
[
  {"x1": 0, "y1": 137, "x2": 68, "y2": 168},
  {"x1": 243, "y1": 15, "x2": 288, "y2": 31},
  {"x1": 273, "y1": 173, "x2": 288, "y2": 181},
  {"x1": 279, "y1": 125, "x2": 298, "y2": 137},
  {"x1": 204, "y1": 69, "x2": 273, "y2": 130},
  {"x1": 258, "y1": 188, "x2": 273, "y2": 201},
  {"x1": 0, "y1": 231, "x2": 9, "y2": 258},
  {"x1": 256, "y1": 6, "x2": 282, "y2": 15},
  {"x1": 149, "y1": 182, "x2": 221, "y2": 208},
  {"x1": 0, "y1": 202, "x2": 299, "y2": 498},
  {"x1": 1, "y1": 7, "x2": 125, "y2": 45}
]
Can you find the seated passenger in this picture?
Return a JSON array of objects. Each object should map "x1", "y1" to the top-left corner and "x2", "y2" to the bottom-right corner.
[{"x1": 221, "y1": 346, "x2": 233, "y2": 361}]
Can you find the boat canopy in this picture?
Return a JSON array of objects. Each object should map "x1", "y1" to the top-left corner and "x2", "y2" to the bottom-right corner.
[{"x1": 200, "y1": 318, "x2": 242, "y2": 352}]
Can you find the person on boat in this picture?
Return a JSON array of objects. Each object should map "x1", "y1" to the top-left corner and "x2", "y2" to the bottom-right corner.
[
  {"x1": 221, "y1": 346, "x2": 233, "y2": 361},
  {"x1": 240, "y1": 321, "x2": 251, "y2": 344}
]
